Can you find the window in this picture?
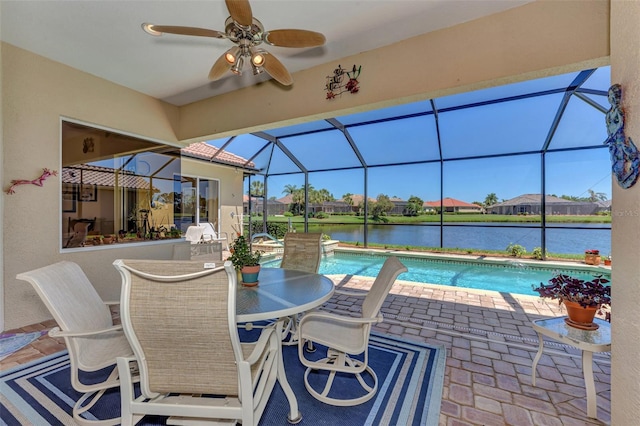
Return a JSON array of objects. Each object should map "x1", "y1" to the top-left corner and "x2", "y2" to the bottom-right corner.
[
  {"x1": 176, "y1": 176, "x2": 221, "y2": 232},
  {"x1": 61, "y1": 120, "x2": 182, "y2": 248}
]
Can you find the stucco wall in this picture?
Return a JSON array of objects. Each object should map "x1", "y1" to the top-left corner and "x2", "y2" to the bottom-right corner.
[
  {"x1": 610, "y1": 1, "x2": 640, "y2": 423},
  {"x1": 0, "y1": 41, "x2": 5, "y2": 331},
  {"x1": 1, "y1": 43, "x2": 241, "y2": 329}
]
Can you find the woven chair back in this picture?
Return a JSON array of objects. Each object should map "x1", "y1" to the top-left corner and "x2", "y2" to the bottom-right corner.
[
  {"x1": 280, "y1": 232, "x2": 323, "y2": 273},
  {"x1": 118, "y1": 260, "x2": 239, "y2": 396}
]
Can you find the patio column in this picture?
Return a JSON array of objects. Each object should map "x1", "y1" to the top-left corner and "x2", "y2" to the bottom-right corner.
[{"x1": 610, "y1": 1, "x2": 640, "y2": 423}]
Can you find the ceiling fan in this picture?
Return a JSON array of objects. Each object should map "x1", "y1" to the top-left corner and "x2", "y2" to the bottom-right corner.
[{"x1": 142, "y1": 0, "x2": 326, "y2": 86}]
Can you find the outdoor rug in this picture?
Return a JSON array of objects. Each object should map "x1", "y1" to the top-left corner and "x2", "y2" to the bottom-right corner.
[
  {"x1": 0, "y1": 332, "x2": 445, "y2": 426},
  {"x1": 0, "y1": 331, "x2": 47, "y2": 362}
]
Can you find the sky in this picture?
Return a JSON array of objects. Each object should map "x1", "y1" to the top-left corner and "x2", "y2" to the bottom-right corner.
[{"x1": 211, "y1": 66, "x2": 613, "y2": 204}]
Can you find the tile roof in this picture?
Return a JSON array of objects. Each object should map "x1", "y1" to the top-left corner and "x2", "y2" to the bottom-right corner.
[
  {"x1": 490, "y1": 193, "x2": 584, "y2": 207},
  {"x1": 181, "y1": 142, "x2": 255, "y2": 169},
  {"x1": 424, "y1": 197, "x2": 481, "y2": 208},
  {"x1": 339, "y1": 194, "x2": 376, "y2": 204},
  {"x1": 278, "y1": 194, "x2": 294, "y2": 204}
]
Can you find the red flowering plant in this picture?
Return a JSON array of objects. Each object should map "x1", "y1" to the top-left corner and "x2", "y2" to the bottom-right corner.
[
  {"x1": 532, "y1": 273, "x2": 611, "y2": 315},
  {"x1": 585, "y1": 249, "x2": 600, "y2": 255}
]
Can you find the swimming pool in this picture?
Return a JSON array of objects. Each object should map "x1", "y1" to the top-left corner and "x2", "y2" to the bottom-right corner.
[{"x1": 263, "y1": 251, "x2": 611, "y2": 297}]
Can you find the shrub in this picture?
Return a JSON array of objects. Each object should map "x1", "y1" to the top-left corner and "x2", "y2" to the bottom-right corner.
[
  {"x1": 315, "y1": 211, "x2": 329, "y2": 219},
  {"x1": 283, "y1": 211, "x2": 293, "y2": 217},
  {"x1": 249, "y1": 221, "x2": 289, "y2": 239},
  {"x1": 506, "y1": 243, "x2": 527, "y2": 257},
  {"x1": 532, "y1": 247, "x2": 548, "y2": 260},
  {"x1": 321, "y1": 233, "x2": 331, "y2": 241}
]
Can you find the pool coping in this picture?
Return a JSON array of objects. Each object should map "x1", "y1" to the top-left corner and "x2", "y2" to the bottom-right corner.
[{"x1": 333, "y1": 246, "x2": 611, "y2": 274}]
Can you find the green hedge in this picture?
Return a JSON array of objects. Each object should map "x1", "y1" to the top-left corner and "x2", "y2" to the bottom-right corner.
[{"x1": 249, "y1": 221, "x2": 289, "y2": 239}]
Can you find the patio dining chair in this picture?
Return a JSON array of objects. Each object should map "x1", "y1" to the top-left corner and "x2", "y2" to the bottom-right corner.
[
  {"x1": 113, "y1": 259, "x2": 279, "y2": 426},
  {"x1": 184, "y1": 224, "x2": 225, "y2": 260},
  {"x1": 16, "y1": 261, "x2": 135, "y2": 425},
  {"x1": 200, "y1": 221, "x2": 230, "y2": 250},
  {"x1": 280, "y1": 232, "x2": 323, "y2": 273},
  {"x1": 279, "y1": 232, "x2": 323, "y2": 346},
  {"x1": 297, "y1": 256, "x2": 407, "y2": 406},
  {"x1": 183, "y1": 225, "x2": 205, "y2": 245}
]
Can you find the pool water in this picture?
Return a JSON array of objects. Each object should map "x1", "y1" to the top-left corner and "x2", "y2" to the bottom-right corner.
[{"x1": 263, "y1": 252, "x2": 610, "y2": 297}]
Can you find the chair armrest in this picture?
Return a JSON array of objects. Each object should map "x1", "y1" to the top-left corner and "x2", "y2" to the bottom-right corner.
[
  {"x1": 117, "y1": 355, "x2": 137, "y2": 368},
  {"x1": 300, "y1": 311, "x2": 382, "y2": 327},
  {"x1": 334, "y1": 288, "x2": 367, "y2": 297},
  {"x1": 49, "y1": 324, "x2": 123, "y2": 338},
  {"x1": 201, "y1": 238, "x2": 225, "y2": 243},
  {"x1": 244, "y1": 326, "x2": 277, "y2": 365}
]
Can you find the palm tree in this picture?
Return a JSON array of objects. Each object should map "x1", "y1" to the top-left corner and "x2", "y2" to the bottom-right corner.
[
  {"x1": 249, "y1": 181, "x2": 264, "y2": 197},
  {"x1": 588, "y1": 189, "x2": 608, "y2": 202},
  {"x1": 292, "y1": 188, "x2": 305, "y2": 215},
  {"x1": 318, "y1": 188, "x2": 334, "y2": 202},
  {"x1": 342, "y1": 192, "x2": 354, "y2": 213},
  {"x1": 282, "y1": 184, "x2": 299, "y2": 214},
  {"x1": 484, "y1": 192, "x2": 498, "y2": 207},
  {"x1": 282, "y1": 184, "x2": 298, "y2": 196}
]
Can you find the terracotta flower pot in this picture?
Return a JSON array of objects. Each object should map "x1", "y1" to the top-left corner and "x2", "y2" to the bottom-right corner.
[
  {"x1": 241, "y1": 265, "x2": 260, "y2": 286},
  {"x1": 584, "y1": 254, "x2": 601, "y2": 265},
  {"x1": 563, "y1": 300, "x2": 598, "y2": 329}
]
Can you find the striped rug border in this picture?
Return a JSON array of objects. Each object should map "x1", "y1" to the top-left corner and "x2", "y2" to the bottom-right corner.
[{"x1": 1, "y1": 334, "x2": 445, "y2": 426}]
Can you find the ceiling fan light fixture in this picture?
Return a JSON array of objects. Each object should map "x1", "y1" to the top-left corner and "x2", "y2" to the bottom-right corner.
[
  {"x1": 141, "y1": 23, "x2": 162, "y2": 36},
  {"x1": 250, "y1": 48, "x2": 266, "y2": 67},
  {"x1": 231, "y1": 56, "x2": 244, "y2": 75},
  {"x1": 224, "y1": 46, "x2": 241, "y2": 65}
]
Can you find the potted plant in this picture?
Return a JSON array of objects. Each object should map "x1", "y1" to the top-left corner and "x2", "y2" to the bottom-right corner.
[
  {"x1": 584, "y1": 249, "x2": 601, "y2": 265},
  {"x1": 228, "y1": 235, "x2": 263, "y2": 286},
  {"x1": 532, "y1": 273, "x2": 611, "y2": 330}
]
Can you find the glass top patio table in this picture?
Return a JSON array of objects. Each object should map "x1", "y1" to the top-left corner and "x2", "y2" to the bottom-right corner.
[
  {"x1": 236, "y1": 267, "x2": 335, "y2": 324},
  {"x1": 234, "y1": 267, "x2": 334, "y2": 423}
]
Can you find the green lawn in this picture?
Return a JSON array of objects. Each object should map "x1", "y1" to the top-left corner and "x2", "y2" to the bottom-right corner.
[{"x1": 259, "y1": 213, "x2": 611, "y2": 225}]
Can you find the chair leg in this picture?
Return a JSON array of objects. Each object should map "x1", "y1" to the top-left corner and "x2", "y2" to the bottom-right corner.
[
  {"x1": 282, "y1": 315, "x2": 315, "y2": 352},
  {"x1": 117, "y1": 358, "x2": 134, "y2": 426},
  {"x1": 302, "y1": 352, "x2": 379, "y2": 407},
  {"x1": 73, "y1": 367, "x2": 121, "y2": 425}
]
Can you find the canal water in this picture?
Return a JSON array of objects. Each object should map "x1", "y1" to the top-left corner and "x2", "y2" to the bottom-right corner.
[{"x1": 305, "y1": 222, "x2": 611, "y2": 255}]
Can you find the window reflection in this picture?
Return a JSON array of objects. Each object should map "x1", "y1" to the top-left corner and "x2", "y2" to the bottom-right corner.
[{"x1": 61, "y1": 121, "x2": 181, "y2": 248}]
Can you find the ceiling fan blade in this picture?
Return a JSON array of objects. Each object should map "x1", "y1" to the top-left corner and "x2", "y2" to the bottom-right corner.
[
  {"x1": 264, "y1": 29, "x2": 326, "y2": 48},
  {"x1": 209, "y1": 54, "x2": 231, "y2": 81},
  {"x1": 143, "y1": 24, "x2": 225, "y2": 38},
  {"x1": 262, "y1": 52, "x2": 293, "y2": 86},
  {"x1": 225, "y1": 0, "x2": 253, "y2": 27}
]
